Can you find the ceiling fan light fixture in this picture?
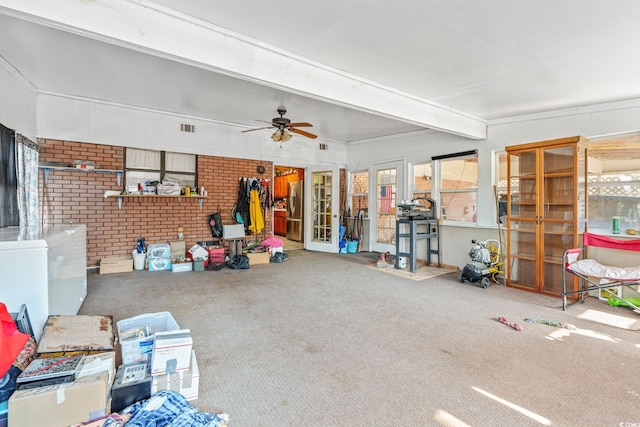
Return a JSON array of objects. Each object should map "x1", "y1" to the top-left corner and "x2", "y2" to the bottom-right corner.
[
  {"x1": 281, "y1": 130, "x2": 292, "y2": 142},
  {"x1": 271, "y1": 129, "x2": 283, "y2": 141}
]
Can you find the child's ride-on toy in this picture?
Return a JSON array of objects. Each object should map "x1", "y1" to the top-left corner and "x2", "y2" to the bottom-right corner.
[{"x1": 459, "y1": 239, "x2": 504, "y2": 288}]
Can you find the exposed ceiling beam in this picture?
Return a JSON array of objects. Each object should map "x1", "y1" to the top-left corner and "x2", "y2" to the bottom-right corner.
[{"x1": 0, "y1": 0, "x2": 487, "y2": 140}]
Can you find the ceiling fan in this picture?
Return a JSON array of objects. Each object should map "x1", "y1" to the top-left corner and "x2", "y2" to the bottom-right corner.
[{"x1": 242, "y1": 106, "x2": 317, "y2": 141}]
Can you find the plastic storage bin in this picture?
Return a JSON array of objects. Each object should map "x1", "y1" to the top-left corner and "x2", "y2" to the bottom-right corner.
[
  {"x1": 117, "y1": 312, "x2": 180, "y2": 364},
  {"x1": 171, "y1": 262, "x2": 192, "y2": 273}
]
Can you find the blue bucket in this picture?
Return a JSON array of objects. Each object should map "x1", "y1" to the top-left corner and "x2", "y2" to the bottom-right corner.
[{"x1": 347, "y1": 240, "x2": 358, "y2": 253}]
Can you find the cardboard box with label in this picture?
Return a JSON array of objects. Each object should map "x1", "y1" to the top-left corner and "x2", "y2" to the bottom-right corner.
[
  {"x1": 99, "y1": 257, "x2": 133, "y2": 274},
  {"x1": 8, "y1": 370, "x2": 111, "y2": 427},
  {"x1": 151, "y1": 350, "x2": 199, "y2": 401},
  {"x1": 151, "y1": 329, "x2": 193, "y2": 376}
]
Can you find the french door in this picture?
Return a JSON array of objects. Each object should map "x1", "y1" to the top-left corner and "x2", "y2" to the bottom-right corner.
[
  {"x1": 370, "y1": 161, "x2": 404, "y2": 254},
  {"x1": 304, "y1": 166, "x2": 340, "y2": 253}
]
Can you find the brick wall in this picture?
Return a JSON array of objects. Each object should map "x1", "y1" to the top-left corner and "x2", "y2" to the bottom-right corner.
[{"x1": 39, "y1": 139, "x2": 273, "y2": 267}]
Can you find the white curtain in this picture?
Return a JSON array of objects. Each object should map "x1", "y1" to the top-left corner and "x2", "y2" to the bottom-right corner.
[
  {"x1": 166, "y1": 152, "x2": 196, "y2": 172},
  {"x1": 126, "y1": 148, "x2": 160, "y2": 169},
  {"x1": 16, "y1": 134, "x2": 40, "y2": 227}
]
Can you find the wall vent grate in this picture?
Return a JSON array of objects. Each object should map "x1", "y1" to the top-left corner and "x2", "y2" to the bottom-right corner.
[
  {"x1": 180, "y1": 123, "x2": 195, "y2": 133},
  {"x1": 319, "y1": 143, "x2": 328, "y2": 150}
]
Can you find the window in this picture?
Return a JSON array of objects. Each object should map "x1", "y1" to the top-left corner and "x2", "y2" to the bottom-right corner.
[
  {"x1": 436, "y1": 152, "x2": 478, "y2": 222},
  {"x1": 411, "y1": 162, "x2": 432, "y2": 207},
  {"x1": 125, "y1": 148, "x2": 196, "y2": 193},
  {"x1": 587, "y1": 144, "x2": 640, "y2": 234},
  {"x1": 349, "y1": 171, "x2": 368, "y2": 217}
]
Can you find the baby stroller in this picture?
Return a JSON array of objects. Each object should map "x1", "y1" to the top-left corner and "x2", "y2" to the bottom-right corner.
[{"x1": 459, "y1": 239, "x2": 504, "y2": 288}]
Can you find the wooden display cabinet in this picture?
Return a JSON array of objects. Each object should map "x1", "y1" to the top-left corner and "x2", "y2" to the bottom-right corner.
[{"x1": 506, "y1": 136, "x2": 588, "y2": 297}]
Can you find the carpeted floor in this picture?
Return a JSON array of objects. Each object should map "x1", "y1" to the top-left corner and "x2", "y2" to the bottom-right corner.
[
  {"x1": 80, "y1": 250, "x2": 640, "y2": 426},
  {"x1": 366, "y1": 264, "x2": 456, "y2": 281}
]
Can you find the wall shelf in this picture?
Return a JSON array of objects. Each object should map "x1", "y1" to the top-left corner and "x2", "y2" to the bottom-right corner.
[
  {"x1": 105, "y1": 194, "x2": 207, "y2": 210},
  {"x1": 39, "y1": 165, "x2": 123, "y2": 186}
]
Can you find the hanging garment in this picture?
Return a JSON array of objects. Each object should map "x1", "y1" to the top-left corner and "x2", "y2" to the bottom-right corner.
[
  {"x1": 232, "y1": 178, "x2": 250, "y2": 229},
  {"x1": 248, "y1": 188, "x2": 264, "y2": 234}
]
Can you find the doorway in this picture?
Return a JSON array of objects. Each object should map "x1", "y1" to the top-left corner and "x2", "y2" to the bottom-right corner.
[{"x1": 274, "y1": 165, "x2": 305, "y2": 245}]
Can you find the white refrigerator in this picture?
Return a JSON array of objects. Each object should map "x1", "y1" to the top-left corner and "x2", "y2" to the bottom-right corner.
[{"x1": 0, "y1": 224, "x2": 87, "y2": 340}]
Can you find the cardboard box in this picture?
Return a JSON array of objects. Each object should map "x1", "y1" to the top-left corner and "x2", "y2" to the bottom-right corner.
[
  {"x1": 223, "y1": 224, "x2": 245, "y2": 239},
  {"x1": 37, "y1": 315, "x2": 114, "y2": 357},
  {"x1": 151, "y1": 329, "x2": 193, "y2": 375},
  {"x1": 245, "y1": 251, "x2": 270, "y2": 265},
  {"x1": 117, "y1": 312, "x2": 180, "y2": 365},
  {"x1": 8, "y1": 371, "x2": 111, "y2": 427},
  {"x1": 169, "y1": 241, "x2": 186, "y2": 258},
  {"x1": 77, "y1": 352, "x2": 115, "y2": 385},
  {"x1": 99, "y1": 257, "x2": 133, "y2": 274},
  {"x1": 151, "y1": 350, "x2": 199, "y2": 401}
]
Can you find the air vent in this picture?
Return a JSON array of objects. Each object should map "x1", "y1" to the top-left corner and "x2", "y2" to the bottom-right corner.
[
  {"x1": 319, "y1": 143, "x2": 328, "y2": 151},
  {"x1": 180, "y1": 123, "x2": 195, "y2": 133}
]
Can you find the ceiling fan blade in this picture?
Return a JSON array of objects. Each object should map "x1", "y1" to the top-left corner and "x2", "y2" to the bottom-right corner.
[
  {"x1": 241, "y1": 126, "x2": 274, "y2": 133},
  {"x1": 291, "y1": 128, "x2": 318, "y2": 139},
  {"x1": 288, "y1": 122, "x2": 313, "y2": 128}
]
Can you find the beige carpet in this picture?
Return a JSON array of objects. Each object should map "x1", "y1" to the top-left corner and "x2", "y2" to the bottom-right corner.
[
  {"x1": 79, "y1": 250, "x2": 640, "y2": 426},
  {"x1": 366, "y1": 263, "x2": 457, "y2": 281}
]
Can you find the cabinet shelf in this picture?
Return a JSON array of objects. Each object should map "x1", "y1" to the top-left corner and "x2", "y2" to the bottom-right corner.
[{"x1": 105, "y1": 194, "x2": 207, "y2": 210}]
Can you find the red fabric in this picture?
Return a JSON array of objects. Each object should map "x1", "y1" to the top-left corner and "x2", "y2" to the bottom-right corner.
[
  {"x1": 0, "y1": 302, "x2": 30, "y2": 377},
  {"x1": 583, "y1": 232, "x2": 640, "y2": 251}
]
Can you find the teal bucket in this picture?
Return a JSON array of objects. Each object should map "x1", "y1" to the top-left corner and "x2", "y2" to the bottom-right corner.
[{"x1": 347, "y1": 240, "x2": 358, "y2": 253}]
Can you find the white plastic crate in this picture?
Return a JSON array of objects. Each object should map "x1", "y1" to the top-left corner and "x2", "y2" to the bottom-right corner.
[
  {"x1": 117, "y1": 312, "x2": 180, "y2": 364},
  {"x1": 171, "y1": 262, "x2": 192, "y2": 273}
]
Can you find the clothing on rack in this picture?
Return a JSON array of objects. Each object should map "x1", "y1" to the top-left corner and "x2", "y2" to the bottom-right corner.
[
  {"x1": 249, "y1": 187, "x2": 264, "y2": 234},
  {"x1": 233, "y1": 177, "x2": 272, "y2": 235}
]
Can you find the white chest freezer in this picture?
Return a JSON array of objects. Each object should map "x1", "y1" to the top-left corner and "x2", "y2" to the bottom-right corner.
[{"x1": 0, "y1": 224, "x2": 87, "y2": 341}]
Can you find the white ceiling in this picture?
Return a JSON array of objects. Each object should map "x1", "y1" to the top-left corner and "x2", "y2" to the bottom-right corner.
[{"x1": 1, "y1": 0, "x2": 640, "y2": 143}]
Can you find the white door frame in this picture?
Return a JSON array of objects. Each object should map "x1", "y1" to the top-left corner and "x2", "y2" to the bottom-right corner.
[
  {"x1": 304, "y1": 165, "x2": 340, "y2": 253},
  {"x1": 369, "y1": 160, "x2": 405, "y2": 254}
]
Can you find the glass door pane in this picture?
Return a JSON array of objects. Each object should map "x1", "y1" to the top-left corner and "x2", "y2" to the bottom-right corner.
[
  {"x1": 541, "y1": 145, "x2": 575, "y2": 294},
  {"x1": 376, "y1": 168, "x2": 396, "y2": 245},
  {"x1": 311, "y1": 171, "x2": 332, "y2": 243},
  {"x1": 508, "y1": 152, "x2": 537, "y2": 220},
  {"x1": 508, "y1": 222, "x2": 537, "y2": 290}
]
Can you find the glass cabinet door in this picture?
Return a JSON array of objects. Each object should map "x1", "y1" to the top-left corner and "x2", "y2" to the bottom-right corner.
[
  {"x1": 540, "y1": 145, "x2": 576, "y2": 294},
  {"x1": 507, "y1": 150, "x2": 539, "y2": 290}
]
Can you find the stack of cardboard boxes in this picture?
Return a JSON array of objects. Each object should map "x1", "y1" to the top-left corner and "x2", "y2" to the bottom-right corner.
[
  {"x1": 5, "y1": 312, "x2": 199, "y2": 426},
  {"x1": 7, "y1": 315, "x2": 116, "y2": 427}
]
